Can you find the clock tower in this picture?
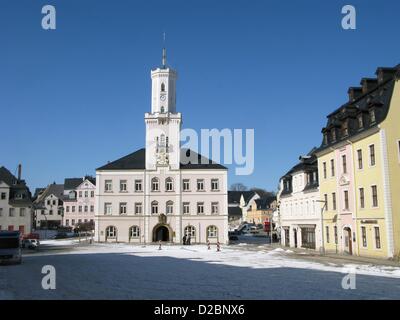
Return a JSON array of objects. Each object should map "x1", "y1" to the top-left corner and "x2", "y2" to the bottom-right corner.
[{"x1": 145, "y1": 48, "x2": 182, "y2": 170}]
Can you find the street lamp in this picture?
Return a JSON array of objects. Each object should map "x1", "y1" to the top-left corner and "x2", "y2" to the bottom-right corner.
[{"x1": 314, "y1": 199, "x2": 327, "y2": 255}]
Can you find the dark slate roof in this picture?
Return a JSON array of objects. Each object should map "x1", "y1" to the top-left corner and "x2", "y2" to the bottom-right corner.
[
  {"x1": 34, "y1": 183, "x2": 64, "y2": 206},
  {"x1": 33, "y1": 188, "x2": 46, "y2": 199},
  {"x1": 228, "y1": 191, "x2": 257, "y2": 205},
  {"x1": 255, "y1": 196, "x2": 276, "y2": 210},
  {"x1": 0, "y1": 166, "x2": 32, "y2": 206},
  {"x1": 317, "y1": 65, "x2": 400, "y2": 153},
  {"x1": 96, "y1": 148, "x2": 227, "y2": 171},
  {"x1": 64, "y1": 176, "x2": 96, "y2": 190},
  {"x1": 228, "y1": 206, "x2": 242, "y2": 217}
]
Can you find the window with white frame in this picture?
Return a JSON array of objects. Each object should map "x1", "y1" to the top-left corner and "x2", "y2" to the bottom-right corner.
[
  {"x1": 91, "y1": 191, "x2": 94, "y2": 197},
  {"x1": 369, "y1": 144, "x2": 376, "y2": 166},
  {"x1": 184, "y1": 225, "x2": 196, "y2": 238},
  {"x1": 79, "y1": 191, "x2": 82, "y2": 198},
  {"x1": 72, "y1": 206, "x2": 75, "y2": 213},
  {"x1": 104, "y1": 203, "x2": 112, "y2": 215},
  {"x1": 211, "y1": 179, "x2": 219, "y2": 191},
  {"x1": 84, "y1": 206, "x2": 88, "y2": 213},
  {"x1": 0, "y1": 208, "x2": 2, "y2": 216},
  {"x1": 166, "y1": 201, "x2": 173, "y2": 214},
  {"x1": 197, "y1": 202, "x2": 204, "y2": 214},
  {"x1": 134, "y1": 203, "x2": 142, "y2": 215},
  {"x1": 151, "y1": 201, "x2": 158, "y2": 214},
  {"x1": 9, "y1": 208, "x2": 15, "y2": 217},
  {"x1": 207, "y1": 225, "x2": 218, "y2": 238},
  {"x1": 361, "y1": 226, "x2": 367, "y2": 247},
  {"x1": 372, "y1": 185, "x2": 378, "y2": 207},
  {"x1": 84, "y1": 191, "x2": 88, "y2": 198},
  {"x1": 165, "y1": 178, "x2": 174, "y2": 191},
  {"x1": 151, "y1": 178, "x2": 159, "y2": 191},
  {"x1": 106, "y1": 226, "x2": 117, "y2": 238},
  {"x1": 135, "y1": 180, "x2": 142, "y2": 192},
  {"x1": 183, "y1": 202, "x2": 190, "y2": 214},
  {"x1": 197, "y1": 179, "x2": 204, "y2": 191},
  {"x1": 357, "y1": 149, "x2": 363, "y2": 169},
  {"x1": 129, "y1": 226, "x2": 140, "y2": 238},
  {"x1": 20, "y1": 208, "x2": 25, "y2": 217},
  {"x1": 211, "y1": 202, "x2": 219, "y2": 214},
  {"x1": 90, "y1": 205, "x2": 94, "y2": 213},
  {"x1": 120, "y1": 180, "x2": 127, "y2": 192},
  {"x1": 119, "y1": 203, "x2": 127, "y2": 215},
  {"x1": 374, "y1": 226, "x2": 381, "y2": 249},
  {"x1": 79, "y1": 206, "x2": 82, "y2": 213},
  {"x1": 105, "y1": 180, "x2": 112, "y2": 192},
  {"x1": 183, "y1": 179, "x2": 190, "y2": 191}
]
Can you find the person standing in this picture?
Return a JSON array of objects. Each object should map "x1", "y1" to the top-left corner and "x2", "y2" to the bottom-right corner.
[
  {"x1": 182, "y1": 234, "x2": 187, "y2": 245},
  {"x1": 187, "y1": 234, "x2": 191, "y2": 245}
]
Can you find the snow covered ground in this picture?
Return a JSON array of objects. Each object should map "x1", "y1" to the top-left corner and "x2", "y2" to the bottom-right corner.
[{"x1": 2, "y1": 243, "x2": 400, "y2": 299}]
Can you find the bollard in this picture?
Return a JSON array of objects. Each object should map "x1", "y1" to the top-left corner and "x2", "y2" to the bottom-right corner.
[
  {"x1": 217, "y1": 241, "x2": 220, "y2": 252},
  {"x1": 207, "y1": 241, "x2": 211, "y2": 250}
]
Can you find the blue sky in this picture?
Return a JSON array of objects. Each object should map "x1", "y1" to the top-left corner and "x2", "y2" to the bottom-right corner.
[{"x1": 1, "y1": 0, "x2": 399, "y2": 192}]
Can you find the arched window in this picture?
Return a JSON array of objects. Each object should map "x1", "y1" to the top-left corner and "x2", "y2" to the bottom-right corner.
[
  {"x1": 184, "y1": 225, "x2": 196, "y2": 238},
  {"x1": 151, "y1": 178, "x2": 159, "y2": 191},
  {"x1": 160, "y1": 106, "x2": 165, "y2": 113},
  {"x1": 106, "y1": 226, "x2": 117, "y2": 239},
  {"x1": 166, "y1": 201, "x2": 173, "y2": 214},
  {"x1": 165, "y1": 177, "x2": 173, "y2": 191},
  {"x1": 161, "y1": 83, "x2": 165, "y2": 92},
  {"x1": 207, "y1": 225, "x2": 218, "y2": 238},
  {"x1": 151, "y1": 201, "x2": 158, "y2": 214},
  {"x1": 129, "y1": 226, "x2": 140, "y2": 239}
]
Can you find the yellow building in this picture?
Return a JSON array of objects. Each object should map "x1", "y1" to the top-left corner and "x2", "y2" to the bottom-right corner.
[
  {"x1": 316, "y1": 65, "x2": 400, "y2": 259},
  {"x1": 246, "y1": 196, "x2": 277, "y2": 225}
]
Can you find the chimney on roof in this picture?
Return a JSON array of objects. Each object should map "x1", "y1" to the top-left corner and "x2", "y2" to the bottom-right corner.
[
  {"x1": 348, "y1": 87, "x2": 363, "y2": 102},
  {"x1": 360, "y1": 78, "x2": 378, "y2": 94},
  {"x1": 17, "y1": 164, "x2": 22, "y2": 182}
]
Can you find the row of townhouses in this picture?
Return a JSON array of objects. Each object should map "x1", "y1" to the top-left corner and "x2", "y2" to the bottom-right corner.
[{"x1": 277, "y1": 64, "x2": 400, "y2": 259}]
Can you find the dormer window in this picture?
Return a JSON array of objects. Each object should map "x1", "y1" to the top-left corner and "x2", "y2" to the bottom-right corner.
[
  {"x1": 358, "y1": 115, "x2": 363, "y2": 129},
  {"x1": 331, "y1": 129, "x2": 336, "y2": 142},
  {"x1": 341, "y1": 122, "x2": 349, "y2": 137},
  {"x1": 323, "y1": 133, "x2": 328, "y2": 145},
  {"x1": 370, "y1": 109, "x2": 376, "y2": 123}
]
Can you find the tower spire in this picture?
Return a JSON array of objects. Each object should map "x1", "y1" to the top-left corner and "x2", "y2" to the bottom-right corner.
[{"x1": 162, "y1": 32, "x2": 166, "y2": 68}]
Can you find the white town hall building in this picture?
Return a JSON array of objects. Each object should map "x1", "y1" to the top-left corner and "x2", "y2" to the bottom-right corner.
[{"x1": 94, "y1": 50, "x2": 228, "y2": 244}]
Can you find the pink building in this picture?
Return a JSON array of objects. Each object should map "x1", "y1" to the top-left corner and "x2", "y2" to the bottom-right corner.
[{"x1": 63, "y1": 177, "x2": 96, "y2": 229}]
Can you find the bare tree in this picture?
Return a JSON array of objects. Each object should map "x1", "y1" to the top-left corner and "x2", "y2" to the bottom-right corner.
[{"x1": 230, "y1": 183, "x2": 248, "y2": 191}]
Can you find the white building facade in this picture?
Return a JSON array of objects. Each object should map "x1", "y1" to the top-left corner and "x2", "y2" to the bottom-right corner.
[
  {"x1": 33, "y1": 184, "x2": 64, "y2": 229},
  {"x1": 95, "y1": 51, "x2": 228, "y2": 244},
  {"x1": 278, "y1": 153, "x2": 322, "y2": 251}
]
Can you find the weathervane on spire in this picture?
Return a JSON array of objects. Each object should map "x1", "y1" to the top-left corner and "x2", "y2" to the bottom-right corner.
[{"x1": 162, "y1": 32, "x2": 167, "y2": 68}]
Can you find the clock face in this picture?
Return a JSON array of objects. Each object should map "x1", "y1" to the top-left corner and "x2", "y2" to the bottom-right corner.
[{"x1": 160, "y1": 94, "x2": 166, "y2": 101}]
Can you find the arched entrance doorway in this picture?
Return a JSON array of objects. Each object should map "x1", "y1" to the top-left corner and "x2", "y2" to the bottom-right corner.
[
  {"x1": 153, "y1": 225, "x2": 171, "y2": 242},
  {"x1": 343, "y1": 227, "x2": 352, "y2": 255}
]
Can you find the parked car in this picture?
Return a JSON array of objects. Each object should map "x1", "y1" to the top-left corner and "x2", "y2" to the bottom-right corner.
[{"x1": 21, "y1": 239, "x2": 39, "y2": 250}]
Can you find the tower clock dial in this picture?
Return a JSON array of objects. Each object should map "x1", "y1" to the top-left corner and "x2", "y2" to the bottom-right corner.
[{"x1": 160, "y1": 94, "x2": 166, "y2": 101}]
